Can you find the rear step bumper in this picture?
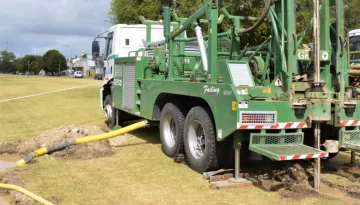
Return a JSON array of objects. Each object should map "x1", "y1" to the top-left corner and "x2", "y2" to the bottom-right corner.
[
  {"x1": 250, "y1": 145, "x2": 328, "y2": 161},
  {"x1": 249, "y1": 132, "x2": 328, "y2": 161}
]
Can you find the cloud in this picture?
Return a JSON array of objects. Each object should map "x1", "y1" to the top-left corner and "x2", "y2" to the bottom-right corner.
[{"x1": 0, "y1": 0, "x2": 112, "y2": 58}]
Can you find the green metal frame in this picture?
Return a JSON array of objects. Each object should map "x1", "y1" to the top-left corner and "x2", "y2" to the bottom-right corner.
[{"x1": 108, "y1": 0, "x2": 360, "y2": 156}]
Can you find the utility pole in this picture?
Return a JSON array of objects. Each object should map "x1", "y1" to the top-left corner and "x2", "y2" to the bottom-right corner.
[
  {"x1": 5, "y1": 41, "x2": 8, "y2": 52},
  {"x1": 27, "y1": 61, "x2": 30, "y2": 77},
  {"x1": 63, "y1": 45, "x2": 73, "y2": 77},
  {"x1": 59, "y1": 59, "x2": 61, "y2": 76}
]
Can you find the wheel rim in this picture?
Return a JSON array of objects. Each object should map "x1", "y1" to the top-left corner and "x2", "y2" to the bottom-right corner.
[
  {"x1": 188, "y1": 120, "x2": 205, "y2": 159},
  {"x1": 104, "y1": 104, "x2": 113, "y2": 123},
  {"x1": 163, "y1": 114, "x2": 176, "y2": 148}
]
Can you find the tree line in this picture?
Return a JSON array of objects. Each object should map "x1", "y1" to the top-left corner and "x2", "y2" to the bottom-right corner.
[
  {"x1": 0, "y1": 49, "x2": 67, "y2": 74},
  {"x1": 108, "y1": 0, "x2": 360, "y2": 45}
]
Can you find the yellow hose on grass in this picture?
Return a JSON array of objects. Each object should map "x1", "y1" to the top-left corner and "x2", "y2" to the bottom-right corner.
[
  {"x1": 17, "y1": 120, "x2": 149, "y2": 166},
  {"x1": 0, "y1": 183, "x2": 55, "y2": 205}
]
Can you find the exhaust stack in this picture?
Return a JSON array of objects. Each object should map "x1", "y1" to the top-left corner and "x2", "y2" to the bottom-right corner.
[{"x1": 195, "y1": 25, "x2": 208, "y2": 72}]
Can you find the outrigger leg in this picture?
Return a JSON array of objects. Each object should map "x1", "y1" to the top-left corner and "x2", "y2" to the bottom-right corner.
[{"x1": 314, "y1": 123, "x2": 321, "y2": 189}]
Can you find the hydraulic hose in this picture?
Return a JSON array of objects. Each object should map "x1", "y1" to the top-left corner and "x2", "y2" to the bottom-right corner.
[
  {"x1": 17, "y1": 120, "x2": 149, "y2": 166},
  {"x1": 0, "y1": 183, "x2": 55, "y2": 205},
  {"x1": 240, "y1": 0, "x2": 272, "y2": 33}
]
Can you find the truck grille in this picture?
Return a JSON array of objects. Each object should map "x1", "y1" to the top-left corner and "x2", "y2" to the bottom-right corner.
[
  {"x1": 123, "y1": 63, "x2": 136, "y2": 112},
  {"x1": 114, "y1": 64, "x2": 123, "y2": 78},
  {"x1": 240, "y1": 111, "x2": 277, "y2": 125}
]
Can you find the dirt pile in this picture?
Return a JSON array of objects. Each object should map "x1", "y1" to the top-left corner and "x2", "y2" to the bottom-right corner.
[
  {"x1": 0, "y1": 124, "x2": 134, "y2": 205},
  {"x1": 0, "y1": 125, "x2": 132, "y2": 162},
  {"x1": 254, "y1": 163, "x2": 319, "y2": 199},
  {"x1": 0, "y1": 143, "x2": 19, "y2": 155}
]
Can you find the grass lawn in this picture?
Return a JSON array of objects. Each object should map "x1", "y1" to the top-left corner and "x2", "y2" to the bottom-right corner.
[
  {"x1": 0, "y1": 75, "x2": 353, "y2": 205},
  {"x1": 0, "y1": 75, "x2": 103, "y2": 142},
  {"x1": 13, "y1": 132, "x2": 348, "y2": 205},
  {"x1": 0, "y1": 75, "x2": 100, "y2": 101}
]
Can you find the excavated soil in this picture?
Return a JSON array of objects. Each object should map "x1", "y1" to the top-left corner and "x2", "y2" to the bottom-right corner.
[
  {"x1": 0, "y1": 125, "x2": 132, "y2": 162},
  {"x1": 245, "y1": 162, "x2": 360, "y2": 203},
  {"x1": 250, "y1": 163, "x2": 320, "y2": 199},
  {"x1": 0, "y1": 125, "x2": 133, "y2": 205}
]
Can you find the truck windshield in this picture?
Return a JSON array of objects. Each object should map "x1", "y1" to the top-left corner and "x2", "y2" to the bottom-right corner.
[{"x1": 105, "y1": 32, "x2": 114, "y2": 59}]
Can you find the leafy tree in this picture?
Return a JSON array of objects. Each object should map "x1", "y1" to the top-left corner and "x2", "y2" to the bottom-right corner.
[
  {"x1": 13, "y1": 58, "x2": 23, "y2": 73},
  {"x1": 108, "y1": 0, "x2": 360, "y2": 44},
  {"x1": 42, "y1": 50, "x2": 67, "y2": 72},
  {"x1": 344, "y1": 0, "x2": 360, "y2": 30},
  {"x1": 15, "y1": 55, "x2": 43, "y2": 73},
  {"x1": 108, "y1": 0, "x2": 172, "y2": 24},
  {"x1": 0, "y1": 51, "x2": 16, "y2": 73},
  {"x1": 30, "y1": 61, "x2": 41, "y2": 73}
]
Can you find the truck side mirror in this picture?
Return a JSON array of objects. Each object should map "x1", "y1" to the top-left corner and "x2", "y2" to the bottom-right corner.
[{"x1": 92, "y1": 41, "x2": 100, "y2": 58}]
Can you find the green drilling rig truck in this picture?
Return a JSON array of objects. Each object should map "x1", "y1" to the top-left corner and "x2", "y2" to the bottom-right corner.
[{"x1": 92, "y1": 0, "x2": 360, "y2": 188}]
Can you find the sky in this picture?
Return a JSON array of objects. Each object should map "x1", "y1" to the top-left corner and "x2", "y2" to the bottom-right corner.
[{"x1": 0, "y1": 0, "x2": 112, "y2": 59}]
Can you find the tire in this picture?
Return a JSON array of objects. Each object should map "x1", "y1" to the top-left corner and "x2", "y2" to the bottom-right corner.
[
  {"x1": 159, "y1": 103, "x2": 185, "y2": 158},
  {"x1": 103, "y1": 95, "x2": 116, "y2": 129},
  {"x1": 322, "y1": 152, "x2": 339, "y2": 160},
  {"x1": 217, "y1": 140, "x2": 234, "y2": 169},
  {"x1": 183, "y1": 106, "x2": 219, "y2": 173}
]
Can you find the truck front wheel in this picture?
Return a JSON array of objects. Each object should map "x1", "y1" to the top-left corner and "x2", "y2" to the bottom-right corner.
[
  {"x1": 159, "y1": 103, "x2": 185, "y2": 158},
  {"x1": 103, "y1": 95, "x2": 115, "y2": 129},
  {"x1": 183, "y1": 106, "x2": 218, "y2": 173}
]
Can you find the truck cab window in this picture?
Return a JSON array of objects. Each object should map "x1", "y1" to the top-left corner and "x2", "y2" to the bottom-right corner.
[{"x1": 350, "y1": 36, "x2": 360, "y2": 60}]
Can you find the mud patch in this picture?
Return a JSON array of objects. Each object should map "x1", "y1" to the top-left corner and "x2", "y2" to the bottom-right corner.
[
  {"x1": 0, "y1": 125, "x2": 131, "y2": 162},
  {"x1": 0, "y1": 155, "x2": 20, "y2": 171},
  {"x1": 254, "y1": 163, "x2": 320, "y2": 199},
  {"x1": 322, "y1": 177, "x2": 360, "y2": 199},
  {"x1": 0, "y1": 189, "x2": 11, "y2": 205},
  {"x1": 0, "y1": 168, "x2": 60, "y2": 205},
  {"x1": 278, "y1": 184, "x2": 319, "y2": 200},
  {"x1": 321, "y1": 163, "x2": 360, "y2": 200},
  {"x1": 317, "y1": 183, "x2": 360, "y2": 205},
  {"x1": 0, "y1": 171, "x2": 32, "y2": 205}
]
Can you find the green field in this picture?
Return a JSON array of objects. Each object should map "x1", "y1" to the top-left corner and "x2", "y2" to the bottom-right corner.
[
  {"x1": 0, "y1": 75, "x2": 354, "y2": 205},
  {"x1": 0, "y1": 75, "x2": 103, "y2": 142}
]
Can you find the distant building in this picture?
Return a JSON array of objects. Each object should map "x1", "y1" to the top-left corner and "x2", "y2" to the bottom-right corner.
[
  {"x1": 70, "y1": 53, "x2": 95, "y2": 77},
  {"x1": 72, "y1": 58, "x2": 83, "y2": 73}
]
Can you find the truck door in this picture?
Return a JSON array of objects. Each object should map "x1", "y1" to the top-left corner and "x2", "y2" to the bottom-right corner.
[{"x1": 104, "y1": 31, "x2": 114, "y2": 79}]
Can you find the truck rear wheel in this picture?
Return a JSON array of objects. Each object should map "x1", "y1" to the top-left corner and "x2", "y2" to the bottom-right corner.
[
  {"x1": 159, "y1": 103, "x2": 185, "y2": 158},
  {"x1": 183, "y1": 106, "x2": 218, "y2": 173},
  {"x1": 104, "y1": 95, "x2": 115, "y2": 129}
]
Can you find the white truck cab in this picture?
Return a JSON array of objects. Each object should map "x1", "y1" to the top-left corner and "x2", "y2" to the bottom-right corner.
[
  {"x1": 349, "y1": 29, "x2": 360, "y2": 63},
  {"x1": 98, "y1": 24, "x2": 166, "y2": 83},
  {"x1": 92, "y1": 24, "x2": 167, "y2": 109}
]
